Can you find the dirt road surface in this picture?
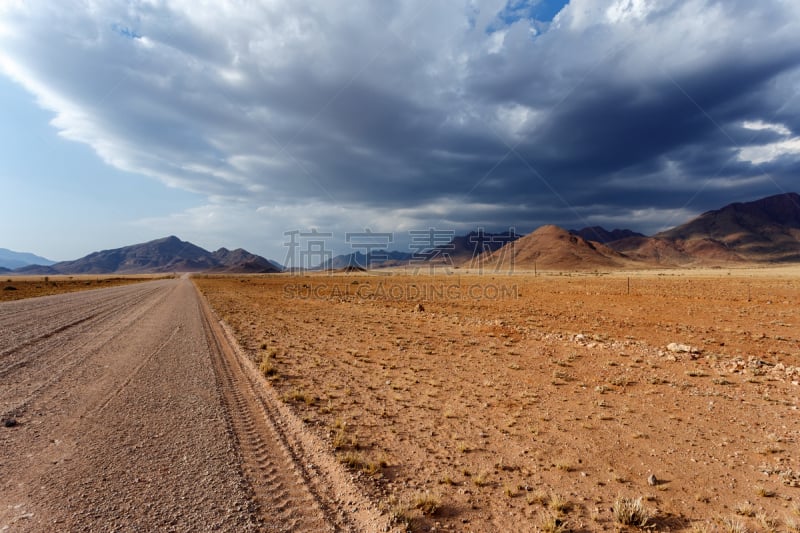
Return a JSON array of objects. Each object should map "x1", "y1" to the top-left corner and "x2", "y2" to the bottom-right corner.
[{"x1": 0, "y1": 278, "x2": 379, "y2": 532}]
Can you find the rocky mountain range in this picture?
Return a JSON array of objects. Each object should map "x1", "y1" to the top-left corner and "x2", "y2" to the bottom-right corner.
[
  {"x1": 6, "y1": 192, "x2": 800, "y2": 274},
  {"x1": 319, "y1": 250, "x2": 414, "y2": 270},
  {"x1": 383, "y1": 192, "x2": 800, "y2": 270},
  {"x1": 608, "y1": 192, "x2": 800, "y2": 266},
  {"x1": 472, "y1": 192, "x2": 800, "y2": 270},
  {"x1": 569, "y1": 227, "x2": 644, "y2": 244},
  {"x1": 319, "y1": 230, "x2": 520, "y2": 270},
  {"x1": 12, "y1": 236, "x2": 279, "y2": 275}
]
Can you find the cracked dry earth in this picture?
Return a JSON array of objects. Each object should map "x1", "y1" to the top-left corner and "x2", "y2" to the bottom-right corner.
[
  {"x1": 195, "y1": 269, "x2": 800, "y2": 532},
  {"x1": 1, "y1": 277, "x2": 384, "y2": 532}
]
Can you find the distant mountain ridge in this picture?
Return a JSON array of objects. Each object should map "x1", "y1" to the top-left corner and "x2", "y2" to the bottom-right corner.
[
  {"x1": 475, "y1": 192, "x2": 800, "y2": 269},
  {"x1": 317, "y1": 230, "x2": 520, "y2": 269},
  {"x1": 0, "y1": 248, "x2": 55, "y2": 269},
  {"x1": 15, "y1": 236, "x2": 280, "y2": 275},
  {"x1": 569, "y1": 227, "x2": 644, "y2": 244},
  {"x1": 654, "y1": 192, "x2": 800, "y2": 261},
  {"x1": 319, "y1": 250, "x2": 414, "y2": 270},
  {"x1": 606, "y1": 192, "x2": 800, "y2": 265},
  {"x1": 210, "y1": 247, "x2": 282, "y2": 273},
  {"x1": 8, "y1": 192, "x2": 800, "y2": 274},
  {"x1": 433, "y1": 230, "x2": 520, "y2": 266}
]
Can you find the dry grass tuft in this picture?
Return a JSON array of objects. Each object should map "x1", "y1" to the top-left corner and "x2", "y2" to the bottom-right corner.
[
  {"x1": 527, "y1": 489, "x2": 549, "y2": 506},
  {"x1": 756, "y1": 512, "x2": 780, "y2": 531},
  {"x1": 439, "y1": 474, "x2": 456, "y2": 486},
  {"x1": 719, "y1": 516, "x2": 749, "y2": 533},
  {"x1": 548, "y1": 493, "x2": 571, "y2": 514},
  {"x1": 282, "y1": 388, "x2": 317, "y2": 406},
  {"x1": 734, "y1": 501, "x2": 756, "y2": 517},
  {"x1": 412, "y1": 492, "x2": 441, "y2": 516},
  {"x1": 473, "y1": 472, "x2": 489, "y2": 487},
  {"x1": 612, "y1": 496, "x2": 651, "y2": 526},
  {"x1": 338, "y1": 451, "x2": 381, "y2": 476},
  {"x1": 331, "y1": 426, "x2": 359, "y2": 451},
  {"x1": 555, "y1": 460, "x2": 573, "y2": 472},
  {"x1": 754, "y1": 485, "x2": 775, "y2": 498},
  {"x1": 259, "y1": 358, "x2": 277, "y2": 377},
  {"x1": 382, "y1": 497, "x2": 412, "y2": 531},
  {"x1": 539, "y1": 512, "x2": 568, "y2": 533}
]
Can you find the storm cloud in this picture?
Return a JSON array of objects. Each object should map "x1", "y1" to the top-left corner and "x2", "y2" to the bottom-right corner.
[{"x1": 2, "y1": 0, "x2": 799, "y2": 240}]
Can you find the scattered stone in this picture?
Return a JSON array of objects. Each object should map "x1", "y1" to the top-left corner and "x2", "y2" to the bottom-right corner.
[
  {"x1": 647, "y1": 474, "x2": 658, "y2": 486},
  {"x1": 3, "y1": 417, "x2": 18, "y2": 428},
  {"x1": 666, "y1": 342, "x2": 701, "y2": 355},
  {"x1": 414, "y1": 303, "x2": 425, "y2": 313}
]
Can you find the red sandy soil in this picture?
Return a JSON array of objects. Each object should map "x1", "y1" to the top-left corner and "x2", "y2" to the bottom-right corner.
[
  {"x1": 0, "y1": 275, "x2": 162, "y2": 302},
  {"x1": 195, "y1": 269, "x2": 800, "y2": 532}
]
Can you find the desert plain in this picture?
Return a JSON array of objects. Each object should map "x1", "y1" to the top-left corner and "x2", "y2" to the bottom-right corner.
[
  {"x1": 0, "y1": 275, "x2": 165, "y2": 302},
  {"x1": 195, "y1": 267, "x2": 800, "y2": 532}
]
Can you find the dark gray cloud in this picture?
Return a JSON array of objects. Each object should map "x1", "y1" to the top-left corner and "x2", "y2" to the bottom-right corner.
[{"x1": 1, "y1": 0, "x2": 800, "y2": 242}]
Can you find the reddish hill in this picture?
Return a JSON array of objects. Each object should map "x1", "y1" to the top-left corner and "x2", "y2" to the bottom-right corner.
[
  {"x1": 479, "y1": 225, "x2": 630, "y2": 270},
  {"x1": 609, "y1": 236, "x2": 743, "y2": 266},
  {"x1": 608, "y1": 192, "x2": 800, "y2": 265},
  {"x1": 654, "y1": 192, "x2": 800, "y2": 262}
]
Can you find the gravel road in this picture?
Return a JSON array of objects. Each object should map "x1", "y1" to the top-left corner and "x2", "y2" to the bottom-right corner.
[{"x1": 0, "y1": 277, "x2": 374, "y2": 532}]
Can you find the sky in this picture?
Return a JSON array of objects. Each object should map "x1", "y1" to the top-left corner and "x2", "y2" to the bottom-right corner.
[{"x1": 1, "y1": 0, "x2": 800, "y2": 262}]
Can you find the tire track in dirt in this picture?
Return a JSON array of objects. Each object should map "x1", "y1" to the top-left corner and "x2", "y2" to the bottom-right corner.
[
  {"x1": 0, "y1": 282, "x2": 165, "y2": 355},
  {"x1": 1, "y1": 278, "x2": 388, "y2": 531},
  {"x1": 0, "y1": 312, "x2": 98, "y2": 368},
  {"x1": 0, "y1": 281, "x2": 167, "y2": 377},
  {"x1": 198, "y1": 286, "x2": 389, "y2": 533},
  {"x1": 0, "y1": 281, "x2": 177, "y2": 419},
  {"x1": 201, "y1": 294, "x2": 337, "y2": 532},
  {"x1": 0, "y1": 278, "x2": 260, "y2": 531}
]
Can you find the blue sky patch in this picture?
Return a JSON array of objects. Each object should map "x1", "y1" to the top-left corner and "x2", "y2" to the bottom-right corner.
[{"x1": 111, "y1": 23, "x2": 142, "y2": 40}]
